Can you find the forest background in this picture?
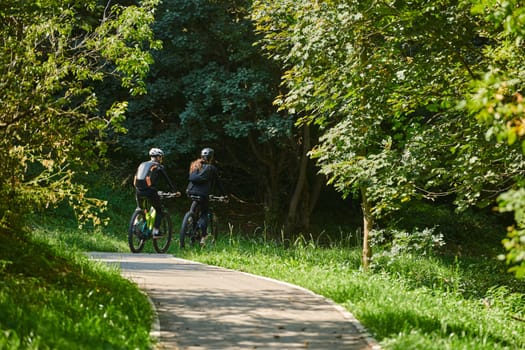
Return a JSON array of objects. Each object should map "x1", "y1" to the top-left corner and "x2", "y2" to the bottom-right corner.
[
  {"x1": 2, "y1": 0, "x2": 525, "y2": 275},
  {"x1": 2, "y1": 0, "x2": 525, "y2": 348}
]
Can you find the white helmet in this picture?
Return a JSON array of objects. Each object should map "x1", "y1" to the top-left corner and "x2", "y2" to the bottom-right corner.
[
  {"x1": 149, "y1": 148, "x2": 164, "y2": 157},
  {"x1": 201, "y1": 147, "x2": 214, "y2": 161}
]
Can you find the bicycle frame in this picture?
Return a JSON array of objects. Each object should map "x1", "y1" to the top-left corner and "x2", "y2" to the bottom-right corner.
[
  {"x1": 188, "y1": 196, "x2": 202, "y2": 218},
  {"x1": 180, "y1": 194, "x2": 227, "y2": 248},
  {"x1": 128, "y1": 191, "x2": 178, "y2": 253},
  {"x1": 136, "y1": 198, "x2": 157, "y2": 234}
]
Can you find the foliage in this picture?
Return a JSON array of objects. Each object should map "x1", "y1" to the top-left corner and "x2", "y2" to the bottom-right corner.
[
  {"x1": 120, "y1": 0, "x2": 289, "y2": 159},
  {"x1": 116, "y1": 0, "x2": 320, "y2": 231},
  {"x1": 0, "y1": 0, "x2": 161, "y2": 230},
  {"x1": 252, "y1": 0, "x2": 505, "y2": 211},
  {"x1": 0, "y1": 228, "x2": 153, "y2": 349},
  {"x1": 495, "y1": 189, "x2": 525, "y2": 278},
  {"x1": 370, "y1": 227, "x2": 445, "y2": 261},
  {"x1": 251, "y1": 0, "x2": 525, "y2": 276},
  {"x1": 465, "y1": 0, "x2": 525, "y2": 278}
]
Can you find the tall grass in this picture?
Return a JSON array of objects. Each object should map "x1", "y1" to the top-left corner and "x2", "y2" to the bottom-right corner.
[
  {"x1": 9, "y1": 176, "x2": 524, "y2": 349},
  {"x1": 175, "y1": 231, "x2": 525, "y2": 350},
  {"x1": 0, "y1": 228, "x2": 155, "y2": 349}
]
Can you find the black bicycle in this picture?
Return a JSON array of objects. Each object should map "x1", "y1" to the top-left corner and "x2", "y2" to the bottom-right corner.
[
  {"x1": 128, "y1": 191, "x2": 179, "y2": 253},
  {"x1": 179, "y1": 194, "x2": 228, "y2": 248}
]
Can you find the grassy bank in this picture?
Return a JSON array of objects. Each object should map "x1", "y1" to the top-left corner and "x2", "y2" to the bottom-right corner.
[
  {"x1": 3, "y1": 191, "x2": 524, "y2": 349},
  {"x1": 0, "y1": 227, "x2": 154, "y2": 350},
  {"x1": 176, "y1": 233, "x2": 525, "y2": 350}
]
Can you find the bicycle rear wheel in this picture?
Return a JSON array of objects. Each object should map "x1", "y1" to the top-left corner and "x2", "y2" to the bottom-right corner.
[
  {"x1": 153, "y1": 212, "x2": 172, "y2": 253},
  {"x1": 128, "y1": 209, "x2": 147, "y2": 253},
  {"x1": 180, "y1": 211, "x2": 198, "y2": 248}
]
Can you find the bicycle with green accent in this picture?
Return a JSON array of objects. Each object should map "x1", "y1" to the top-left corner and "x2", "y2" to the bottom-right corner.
[{"x1": 128, "y1": 191, "x2": 179, "y2": 253}]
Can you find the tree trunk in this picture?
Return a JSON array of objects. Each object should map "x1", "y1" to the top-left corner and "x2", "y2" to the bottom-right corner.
[
  {"x1": 264, "y1": 164, "x2": 282, "y2": 232},
  {"x1": 360, "y1": 186, "x2": 373, "y2": 271},
  {"x1": 286, "y1": 124, "x2": 310, "y2": 232},
  {"x1": 241, "y1": 134, "x2": 286, "y2": 233},
  {"x1": 284, "y1": 124, "x2": 324, "y2": 233}
]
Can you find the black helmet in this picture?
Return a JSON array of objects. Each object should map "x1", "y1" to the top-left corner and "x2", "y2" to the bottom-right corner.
[{"x1": 201, "y1": 147, "x2": 214, "y2": 161}]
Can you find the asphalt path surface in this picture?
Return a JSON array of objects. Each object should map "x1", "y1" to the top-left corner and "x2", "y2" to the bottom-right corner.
[{"x1": 88, "y1": 252, "x2": 381, "y2": 350}]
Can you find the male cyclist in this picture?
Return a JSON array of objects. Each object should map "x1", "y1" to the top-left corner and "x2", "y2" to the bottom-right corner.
[
  {"x1": 186, "y1": 147, "x2": 226, "y2": 245},
  {"x1": 134, "y1": 148, "x2": 181, "y2": 238}
]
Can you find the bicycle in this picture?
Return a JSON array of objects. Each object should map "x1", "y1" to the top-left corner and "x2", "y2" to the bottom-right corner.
[
  {"x1": 179, "y1": 194, "x2": 228, "y2": 248},
  {"x1": 128, "y1": 191, "x2": 179, "y2": 253}
]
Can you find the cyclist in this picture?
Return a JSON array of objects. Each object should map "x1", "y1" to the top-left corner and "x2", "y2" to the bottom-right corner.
[
  {"x1": 134, "y1": 148, "x2": 181, "y2": 238},
  {"x1": 186, "y1": 147, "x2": 226, "y2": 245}
]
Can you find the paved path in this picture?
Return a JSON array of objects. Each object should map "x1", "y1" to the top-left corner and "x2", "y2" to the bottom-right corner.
[{"x1": 88, "y1": 252, "x2": 380, "y2": 350}]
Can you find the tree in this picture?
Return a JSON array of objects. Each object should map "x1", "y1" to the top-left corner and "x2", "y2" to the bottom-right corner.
[
  {"x1": 0, "y1": 0, "x2": 160, "y2": 229},
  {"x1": 118, "y1": 0, "x2": 322, "y2": 233},
  {"x1": 252, "y1": 0, "x2": 466, "y2": 267},
  {"x1": 466, "y1": 0, "x2": 525, "y2": 278},
  {"x1": 252, "y1": 0, "x2": 525, "y2": 271}
]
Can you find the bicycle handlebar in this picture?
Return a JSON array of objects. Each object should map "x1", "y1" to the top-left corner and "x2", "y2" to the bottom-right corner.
[
  {"x1": 209, "y1": 195, "x2": 229, "y2": 203},
  {"x1": 188, "y1": 194, "x2": 229, "y2": 203},
  {"x1": 157, "y1": 191, "x2": 181, "y2": 199}
]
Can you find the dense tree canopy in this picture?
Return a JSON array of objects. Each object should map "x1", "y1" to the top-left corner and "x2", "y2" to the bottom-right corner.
[
  {"x1": 3, "y1": 0, "x2": 524, "y2": 277},
  {"x1": 0, "y1": 0, "x2": 160, "y2": 228},
  {"x1": 466, "y1": 0, "x2": 525, "y2": 277},
  {"x1": 252, "y1": 0, "x2": 525, "y2": 275},
  {"x1": 118, "y1": 0, "x2": 322, "y2": 231}
]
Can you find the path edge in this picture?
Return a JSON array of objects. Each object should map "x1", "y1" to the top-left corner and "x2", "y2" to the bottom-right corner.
[
  {"x1": 85, "y1": 252, "x2": 162, "y2": 349},
  {"x1": 169, "y1": 255, "x2": 382, "y2": 350}
]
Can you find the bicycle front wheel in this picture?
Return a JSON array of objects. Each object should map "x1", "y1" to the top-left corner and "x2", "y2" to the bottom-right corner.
[
  {"x1": 180, "y1": 211, "x2": 197, "y2": 248},
  {"x1": 153, "y1": 212, "x2": 172, "y2": 253},
  {"x1": 128, "y1": 209, "x2": 147, "y2": 253}
]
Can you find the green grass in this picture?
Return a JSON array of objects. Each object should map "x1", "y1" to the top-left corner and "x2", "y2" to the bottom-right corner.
[
  {"x1": 0, "y1": 227, "x2": 154, "y2": 350},
  {"x1": 174, "y1": 233, "x2": 525, "y2": 350},
  {"x1": 3, "y1": 185, "x2": 524, "y2": 350}
]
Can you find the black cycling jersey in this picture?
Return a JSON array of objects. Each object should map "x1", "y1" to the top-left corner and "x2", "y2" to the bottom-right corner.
[
  {"x1": 186, "y1": 163, "x2": 224, "y2": 197},
  {"x1": 134, "y1": 160, "x2": 176, "y2": 192}
]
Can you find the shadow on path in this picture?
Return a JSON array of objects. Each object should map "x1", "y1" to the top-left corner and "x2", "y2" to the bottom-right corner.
[{"x1": 88, "y1": 252, "x2": 380, "y2": 350}]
